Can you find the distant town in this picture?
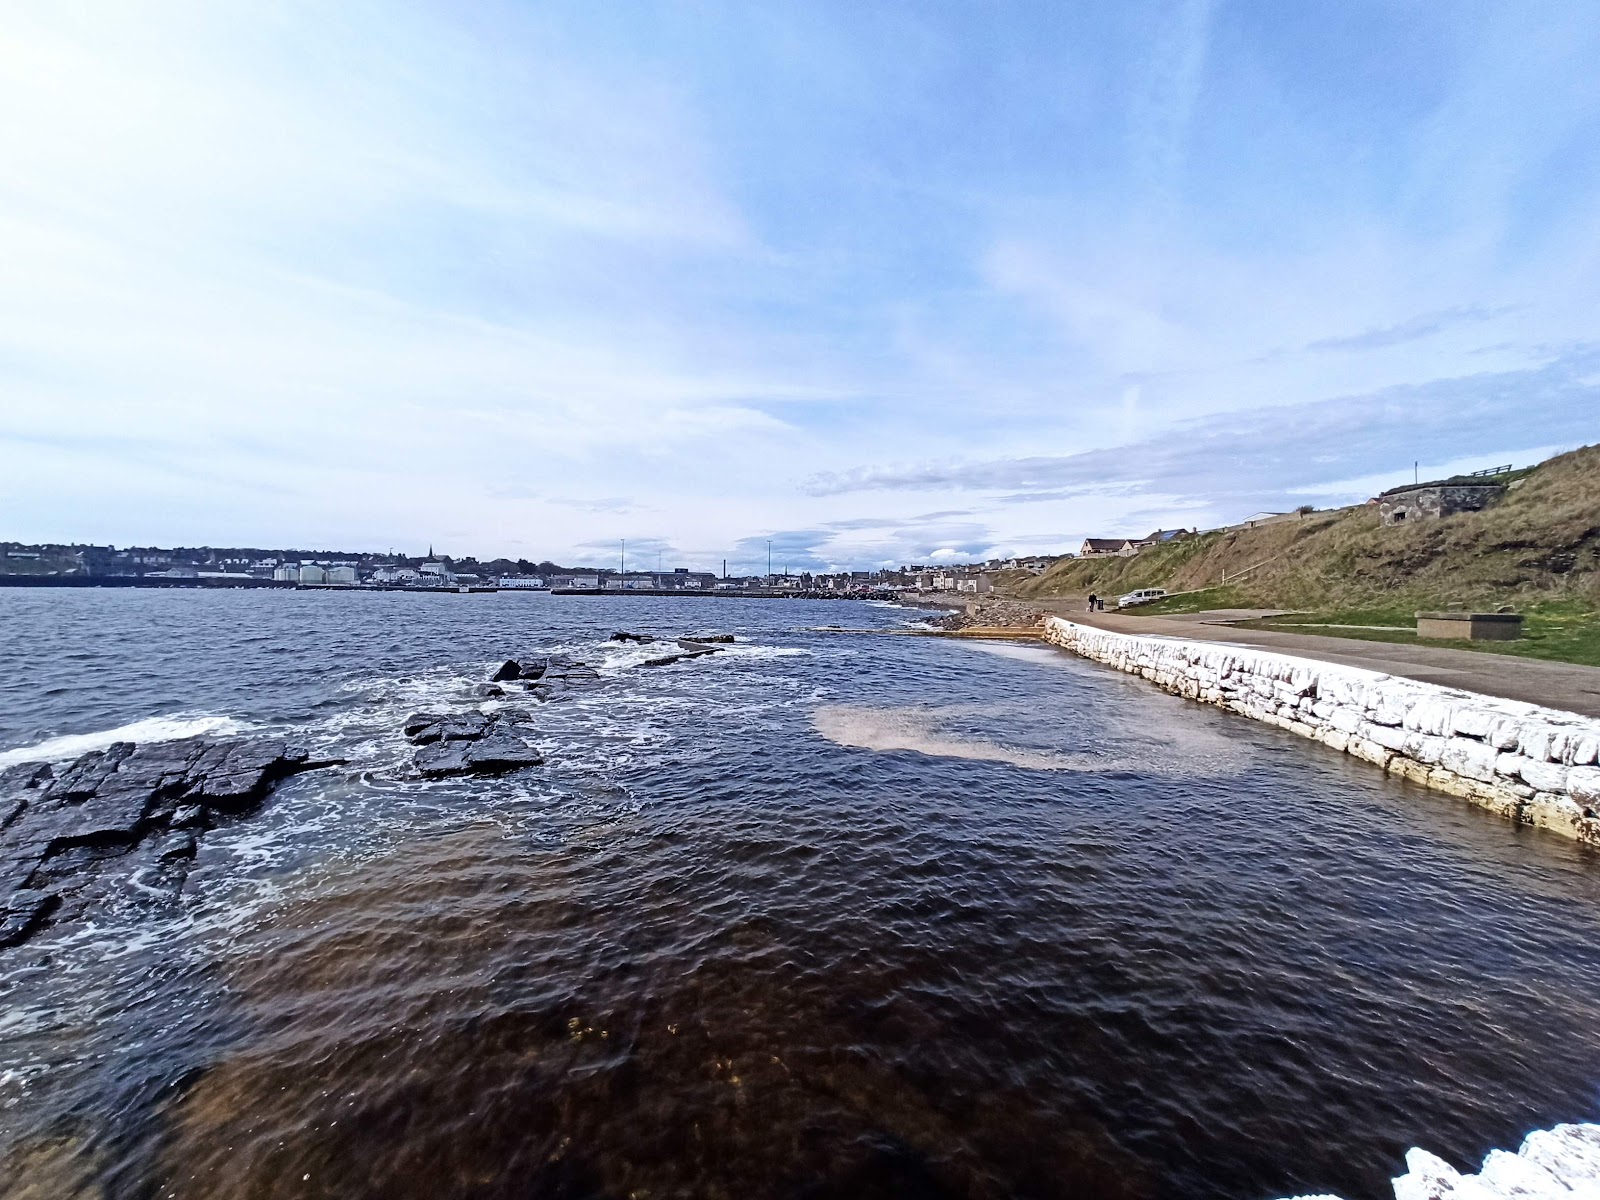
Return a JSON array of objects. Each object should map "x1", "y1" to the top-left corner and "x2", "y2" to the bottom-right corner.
[
  {"x1": 0, "y1": 482, "x2": 1472, "y2": 598},
  {"x1": 0, "y1": 519, "x2": 1294, "y2": 598},
  {"x1": 0, "y1": 532, "x2": 1197, "y2": 600},
  {"x1": 0, "y1": 540, "x2": 1022, "y2": 596}
]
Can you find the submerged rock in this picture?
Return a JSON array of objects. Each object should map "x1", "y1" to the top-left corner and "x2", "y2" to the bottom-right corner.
[
  {"x1": 642, "y1": 647, "x2": 720, "y2": 668},
  {"x1": 490, "y1": 659, "x2": 523, "y2": 682},
  {"x1": 610, "y1": 631, "x2": 655, "y2": 644}
]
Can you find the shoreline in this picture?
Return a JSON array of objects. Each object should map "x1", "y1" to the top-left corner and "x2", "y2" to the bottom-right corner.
[
  {"x1": 1042, "y1": 617, "x2": 1600, "y2": 846},
  {"x1": 893, "y1": 594, "x2": 1600, "y2": 844}
]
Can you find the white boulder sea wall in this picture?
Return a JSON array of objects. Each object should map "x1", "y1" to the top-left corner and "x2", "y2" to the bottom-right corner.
[
  {"x1": 1042, "y1": 619, "x2": 1600, "y2": 846},
  {"x1": 1277, "y1": 1122, "x2": 1600, "y2": 1200}
]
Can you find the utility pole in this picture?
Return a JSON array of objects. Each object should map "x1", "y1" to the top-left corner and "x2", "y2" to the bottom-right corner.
[
  {"x1": 1414, "y1": 461, "x2": 1419, "y2": 486},
  {"x1": 621, "y1": 539, "x2": 625, "y2": 584},
  {"x1": 767, "y1": 540, "x2": 771, "y2": 580}
]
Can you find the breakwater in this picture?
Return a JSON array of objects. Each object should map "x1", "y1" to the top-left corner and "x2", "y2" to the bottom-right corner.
[{"x1": 1043, "y1": 617, "x2": 1600, "y2": 846}]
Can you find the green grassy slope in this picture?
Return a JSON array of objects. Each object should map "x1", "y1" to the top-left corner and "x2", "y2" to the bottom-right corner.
[{"x1": 1015, "y1": 444, "x2": 1600, "y2": 612}]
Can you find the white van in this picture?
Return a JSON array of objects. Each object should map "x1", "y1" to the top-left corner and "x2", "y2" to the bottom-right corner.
[{"x1": 1118, "y1": 588, "x2": 1168, "y2": 608}]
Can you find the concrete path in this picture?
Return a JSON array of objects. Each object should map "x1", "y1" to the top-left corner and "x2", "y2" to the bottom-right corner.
[{"x1": 1030, "y1": 601, "x2": 1600, "y2": 719}]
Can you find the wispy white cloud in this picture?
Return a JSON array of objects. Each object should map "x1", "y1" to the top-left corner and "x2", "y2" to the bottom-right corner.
[{"x1": 0, "y1": 0, "x2": 1596, "y2": 565}]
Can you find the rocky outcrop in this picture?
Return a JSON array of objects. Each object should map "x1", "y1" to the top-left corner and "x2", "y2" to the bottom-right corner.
[
  {"x1": 641, "y1": 646, "x2": 722, "y2": 667},
  {"x1": 402, "y1": 712, "x2": 542, "y2": 778},
  {"x1": 412, "y1": 734, "x2": 543, "y2": 778},
  {"x1": 1044, "y1": 618, "x2": 1600, "y2": 845},
  {"x1": 0, "y1": 738, "x2": 339, "y2": 949},
  {"x1": 610, "y1": 631, "x2": 655, "y2": 644}
]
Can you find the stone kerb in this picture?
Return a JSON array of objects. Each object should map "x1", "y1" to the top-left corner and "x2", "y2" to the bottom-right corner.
[{"x1": 1042, "y1": 618, "x2": 1600, "y2": 846}]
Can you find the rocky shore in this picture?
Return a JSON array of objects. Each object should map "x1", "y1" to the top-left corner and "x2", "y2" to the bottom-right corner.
[
  {"x1": 0, "y1": 633, "x2": 739, "y2": 952},
  {"x1": 0, "y1": 737, "x2": 339, "y2": 948},
  {"x1": 905, "y1": 594, "x2": 1048, "y2": 631}
]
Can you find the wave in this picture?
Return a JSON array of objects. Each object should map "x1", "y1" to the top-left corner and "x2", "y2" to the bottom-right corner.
[
  {"x1": 0, "y1": 715, "x2": 252, "y2": 768},
  {"x1": 1280, "y1": 1121, "x2": 1600, "y2": 1199}
]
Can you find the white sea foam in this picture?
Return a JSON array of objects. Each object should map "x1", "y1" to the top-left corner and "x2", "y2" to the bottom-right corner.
[
  {"x1": 812, "y1": 705, "x2": 1093, "y2": 770},
  {"x1": 0, "y1": 715, "x2": 251, "y2": 767},
  {"x1": 1279, "y1": 1122, "x2": 1600, "y2": 1200}
]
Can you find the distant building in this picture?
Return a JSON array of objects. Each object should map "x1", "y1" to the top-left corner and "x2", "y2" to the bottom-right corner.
[
  {"x1": 1377, "y1": 482, "x2": 1505, "y2": 527},
  {"x1": 1079, "y1": 538, "x2": 1125, "y2": 558},
  {"x1": 1137, "y1": 528, "x2": 1190, "y2": 548},
  {"x1": 498, "y1": 576, "x2": 545, "y2": 588},
  {"x1": 326, "y1": 565, "x2": 357, "y2": 585},
  {"x1": 955, "y1": 573, "x2": 994, "y2": 595},
  {"x1": 298, "y1": 564, "x2": 328, "y2": 585},
  {"x1": 272, "y1": 566, "x2": 299, "y2": 582}
]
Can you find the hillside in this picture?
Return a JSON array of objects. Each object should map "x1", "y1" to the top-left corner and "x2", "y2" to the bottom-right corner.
[{"x1": 1013, "y1": 444, "x2": 1600, "y2": 611}]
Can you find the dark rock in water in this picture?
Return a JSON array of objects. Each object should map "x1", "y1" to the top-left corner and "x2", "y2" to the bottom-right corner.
[
  {"x1": 518, "y1": 659, "x2": 547, "y2": 681},
  {"x1": 403, "y1": 712, "x2": 445, "y2": 738},
  {"x1": 476, "y1": 683, "x2": 506, "y2": 698},
  {"x1": 51, "y1": 743, "x2": 136, "y2": 801},
  {"x1": 406, "y1": 712, "x2": 494, "y2": 746},
  {"x1": 0, "y1": 735, "x2": 337, "y2": 951},
  {"x1": 170, "y1": 804, "x2": 207, "y2": 830},
  {"x1": 610, "y1": 631, "x2": 655, "y2": 643},
  {"x1": 154, "y1": 830, "x2": 198, "y2": 861},
  {"x1": 676, "y1": 638, "x2": 727, "y2": 654},
  {"x1": 0, "y1": 889, "x2": 58, "y2": 948},
  {"x1": 1, "y1": 762, "x2": 52, "y2": 832},
  {"x1": 490, "y1": 659, "x2": 523, "y2": 682},
  {"x1": 413, "y1": 732, "x2": 543, "y2": 778},
  {"x1": 642, "y1": 648, "x2": 719, "y2": 668},
  {"x1": 187, "y1": 739, "x2": 316, "y2": 813},
  {"x1": 687, "y1": 633, "x2": 736, "y2": 643}
]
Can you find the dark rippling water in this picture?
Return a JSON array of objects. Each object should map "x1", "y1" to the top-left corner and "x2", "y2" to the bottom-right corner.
[{"x1": 1, "y1": 589, "x2": 1598, "y2": 1200}]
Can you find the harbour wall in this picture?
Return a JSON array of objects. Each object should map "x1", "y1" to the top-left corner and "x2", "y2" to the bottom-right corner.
[{"x1": 1042, "y1": 618, "x2": 1600, "y2": 846}]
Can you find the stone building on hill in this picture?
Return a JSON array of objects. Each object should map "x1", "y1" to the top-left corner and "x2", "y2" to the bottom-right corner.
[{"x1": 1377, "y1": 480, "x2": 1505, "y2": 527}]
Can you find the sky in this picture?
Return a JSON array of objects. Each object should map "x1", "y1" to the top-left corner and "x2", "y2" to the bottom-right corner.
[{"x1": 1, "y1": 1, "x2": 1597, "y2": 572}]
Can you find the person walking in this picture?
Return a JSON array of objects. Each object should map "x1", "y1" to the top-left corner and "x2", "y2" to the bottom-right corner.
[{"x1": 1087, "y1": 593, "x2": 1097, "y2": 613}]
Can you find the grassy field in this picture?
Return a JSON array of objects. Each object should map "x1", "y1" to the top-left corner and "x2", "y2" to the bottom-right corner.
[
  {"x1": 1015, "y1": 444, "x2": 1600, "y2": 614},
  {"x1": 1009, "y1": 444, "x2": 1600, "y2": 666},
  {"x1": 1235, "y1": 600, "x2": 1600, "y2": 666},
  {"x1": 1116, "y1": 595, "x2": 1600, "y2": 666}
]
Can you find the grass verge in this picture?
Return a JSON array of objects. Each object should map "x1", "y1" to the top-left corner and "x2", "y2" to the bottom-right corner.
[{"x1": 1231, "y1": 600, "x2": 1600, "y2": 667}]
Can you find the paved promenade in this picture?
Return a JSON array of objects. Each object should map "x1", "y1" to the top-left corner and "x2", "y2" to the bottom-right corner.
[{"x1": 1030, "y1": 602, "x2": 1600, "y2": 719}]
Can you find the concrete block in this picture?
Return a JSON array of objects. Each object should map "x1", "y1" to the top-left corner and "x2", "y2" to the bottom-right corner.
[
  {"x1": 1440, "y1": 739, "x2": 1498, "y2": 783},
  {"x1": 1451, "y1": 708, "x2": 1495, "y2": 739},
  {"x1": 1321, "y1": 708, "x2": 1356, "y2": 734},
  {"x1": 1488, "y1": 719, "x2": 1522, "y2": 752},
  {"x1": 1402, "y1": 733, "x2": 1447, "y2": 765},
  {"x1": 1567, "y1": 766, "x2": 1600, "y2": 807},
  {"x1": 1495, "y1": 753, "x2": 1531, "y2": 779},
  {"x1": 1365, "y1": 723, "x2": 1410, "y2": 753},
  {"x1": 1520, "y1": 760, "x2": 1569, "y2": 794}
]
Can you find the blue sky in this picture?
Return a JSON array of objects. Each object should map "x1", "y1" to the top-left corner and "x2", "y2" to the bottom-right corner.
[{"x1": 2, "y1": 1, "x2": 1596, "y2": 571}]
